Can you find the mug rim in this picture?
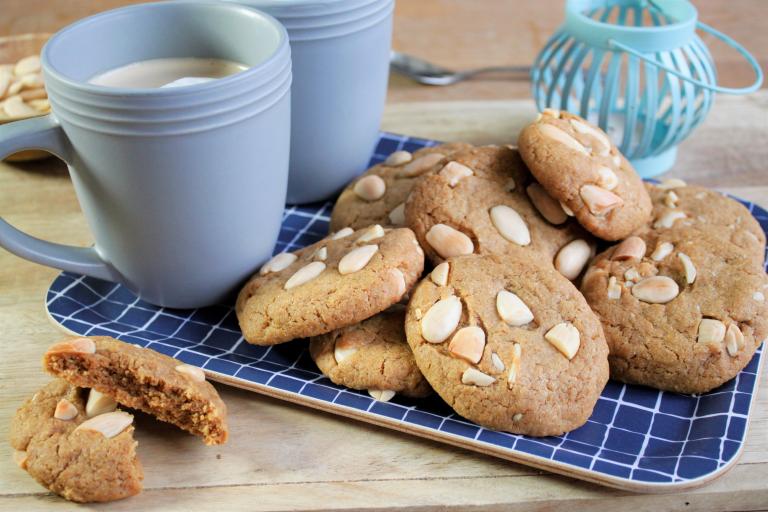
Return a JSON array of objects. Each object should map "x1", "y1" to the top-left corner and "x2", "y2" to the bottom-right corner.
[{"x1": 41, "y1": 1, "x2": 290, "y2": 97}]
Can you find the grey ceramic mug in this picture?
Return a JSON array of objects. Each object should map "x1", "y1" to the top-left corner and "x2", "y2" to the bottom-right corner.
[{"x1": 0, "y1": 2, "x2": 292, "y2": 308}]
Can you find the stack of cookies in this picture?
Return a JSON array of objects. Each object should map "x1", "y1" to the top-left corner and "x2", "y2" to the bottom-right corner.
[{"x1": 236, "y1": 109, "x2": 768, "y2": 438}]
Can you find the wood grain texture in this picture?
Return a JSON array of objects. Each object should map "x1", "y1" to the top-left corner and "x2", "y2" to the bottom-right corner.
[{"x1": 0, "y1": 94, "x2": 766, "y2": 509}]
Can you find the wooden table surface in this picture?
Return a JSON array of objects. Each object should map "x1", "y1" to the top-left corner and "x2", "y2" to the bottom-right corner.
[{"x1": 1, "y1": 1, "x2": 767, "y2": 510}]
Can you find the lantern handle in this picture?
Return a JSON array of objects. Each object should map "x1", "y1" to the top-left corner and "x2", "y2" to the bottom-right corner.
[{"x1": 607, "y1": 21, "x2": 763, "y2": 95}]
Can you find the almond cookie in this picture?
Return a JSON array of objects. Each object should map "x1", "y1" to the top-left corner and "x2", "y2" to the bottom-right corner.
[
  {"x1": 405, "y1": 254, "x2": 609, "y2": 436},
  {"x1": 581, "y1": 229, "x2": 768, "y2": 394},
  {"x1": 43, "y1": 336, "x2": 228, "y2": 445},
  {"x1": 330, "y1": 142, "x2": 472, "y2": 231},
  {"x1": 517, "y1": 109, "x2": 652, "y2": 241},
  {"x1": 10, "y1": 379, "x2": 143, "y2": 503},
  {"x1": 237, "y1": 226, "x2": 424, "y2": 345},
  {"x1": 404, "y1": 144, "x2": 595, "y2": 280},
  {"x1": 310, "y1": 308, "x2": 431, "y2": 401},
  {"x1": 643, "y1": 180, "x2": 766, "y2": 262}
]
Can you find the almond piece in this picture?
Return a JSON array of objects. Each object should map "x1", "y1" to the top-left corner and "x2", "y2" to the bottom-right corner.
[
  {"x1": 338, "y1": 245, "x2": 378, "y2": 275},
  {"x1": 425, "y1": 224, "x2": 474, "y2": 258},
  {"x1": 176, "y1": 364, "x2": 206, "y2": 382},
  {"x1": 430, "y1": 262, "x2": 450, "y2": 286},
  {"x1": 334, "y1": 336, "x2": 358, "y2": 364},
  {"x1": 74, "y1": 411, "x2": 133, "y2": 439},
  {"x1": 596, "y1": 166, "x2": 619, "y2": 190},
  {"x1": 384, "y1": 150, "x2": 412, "y2": 166},
  {"x1": 448, "y1": 326, "x2": 486, "y2": 364},
  {"x1": 86, "y1": 389, "x2": 118, "y2": 417},
  {"x1": 653, "y1": 210, "x2": 687, "y2": 229},
  {"x1": 753, "y1": 291, "x2": 765, "y2": 302},
  {"x1": 624, "y1": 268, "x2": 641, "y2": 282},
  {"x1": 539, "y1": 123, "x2": 588, "y2": 154},
  {"x1": 678, "y1": 253, "x2": 696, "y2": 284},
  {"x1": 656, "y1": 178, "x2": 687, "y2": 190},
  {"x1": 491, "y1": 352, "x2": 505, "y2": 372},
  {"x1": 725, "y1": 324, "x2": 745, "y2": 357},
  {"x1": 506, "y1": 343, "x2": 522, "y2": 387},
  {"x1": 47, "y1": 337, "x2": 96, "y2": 355},
  {"x1": 542, "y1": 108, "x2": 561, "y2": 118},
  {"x1": 489, "y1": 205, "x2": 530, "y2": 246},
  {"x1": 461, "y1": 367, "x2": 496, "y2": 387},
  {"x1": 544, "y1": 322, "x2": 580, "y2": 360},
  {"x1": 560, "y1": 201, "x2": 575, "y2": 216},
  {"x1": 570, "y1": 118, "x2": 611, "y2": 153},
  {"x1": 439, "y1": 161, "x2": 473, "y2": 187},
  {"x1": 420, "y1": 296, "x2": 462, "y2": 343},
  {"x1": 14, "y1": 55, "x2": 41, "y2": 76},
  {"x1": 580, "y1": 185, "x2": 624, "y2": 216},
  {"x1": 368, "y1": 389, "x2": 396, "y2": 402},
  {"x1": 353, "y1": 175, "x2": 386, "y2": 201},
  {"x1": 631, "y1": 276, "x2": 679, "y2": 303},
  {"x1": 607, "y1": 276, "x2": 622, "y2": 299},
  {"x1": 554, "y1": 239, "x2": 592, "y2": 280},
  {"x1": 3, "y1": 95, "x2": 37, "y2": 118},
  {"x1": 397, "y1": 152, "x2": 445, "y2": 178},
  {"x1": 390, "y1": 268, "x2": 407, "y2": 298},
  {"x1": 612, "y1": 236, "x2": 646, "y2": 261},
  {"x1": 496, "y1": 290, "x2": 534, "y2": 326},
  {"x1": 313, "y1": 246, "x2": 328, "y2": 261},
  {"x1": 259, "y1": 252, "x2": 297, "y2": 275},
  {"x1": 356, "y1": 224, "x2": 384, "y2": 243},
  {"x1": 664, "y1": 190, "x2": 679, "y2": 208},
  {"x1": 697, "y1": 319, "x2": 726, "y2": 345},
  {"x1": 388, "y1": 203, "x2": 406, "y2": 225},
  {"x1": 526, "y1": 183, "x2": 567, "y2": 225},
  {"x1": 54, "y1": 398, "x2": 78, "y2": 421},
  {"x1": 284, "y1": 261, "x2": 326, "y2": 289},
  {"x1": 651, "y1": 242, "x2": 674, "y2": 261},
  {"x1": 330, "y1": 227, "x2": 354, "y2": 240}
]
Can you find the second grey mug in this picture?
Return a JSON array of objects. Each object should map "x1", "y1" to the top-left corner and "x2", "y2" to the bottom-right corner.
[{"x1": 0, "y1": 2, "x2": 292, "y2": 308}]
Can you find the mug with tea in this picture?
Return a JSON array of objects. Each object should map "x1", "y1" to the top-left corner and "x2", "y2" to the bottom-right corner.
[{"x1": 0, "y1": 2, "x2": 292, "y2": 308}]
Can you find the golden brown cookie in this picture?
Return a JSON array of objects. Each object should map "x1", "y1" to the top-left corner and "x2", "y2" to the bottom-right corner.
[
  {"x1": 43, "y1": 336, "x2": 228, "y2": 445},
  {"x1": 237, "y1": 225, "x2": 425, "y2": 345},
  {"x1": 10, "y1": 379, "x2": 143, "y2": 503},
  {"x1": 330, "y1": 142, "x2": 472, "y2": 231},
  {"x1": 310, "y1": 308, "x2": 431, "y2": 400},
  {"x1": 643, "y1": 180, "x2": 766, "y2": 262},
  {"x1": 517, "y1": 109, "x2": 652, "y2": 241},
  {"x1": 404, "y1": 144, "x2": 595, "y2": 280},
  {"x1": 581, "y1": 229, "x2": 768, "y2": 394},
  {"x1": 405, "y1": 254, "x2": 609, "y2": 436}
]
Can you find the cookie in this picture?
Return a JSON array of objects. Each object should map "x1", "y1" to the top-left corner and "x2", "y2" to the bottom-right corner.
[
  {"x1": 643, "y1": 180, "x2": 766, "y2": 262},
  {"x1": 517, "y1": 109, "x2": 652, "y2": 241},
  {"x1": 404, "y1": 144, "x2": 595, "y2": 280},
  {"x1": 330, "y1": 142, "x2": 472, "y2": 231},
  {"x1": 10, "y1": 379, "x2": 143, "y2": 503},
  {"x1": 43, "y1": 336, "x2": 228, "y2": 445},
  {"x1": 581, "y1": 229, "x2": 768, "y2": 393},
  {"x1": 237, "y1": 225, "x2": 424, "y2": 345},
  {"x1": 310, "y1": 308, "x2": 431, "y2": 400},
  {"x1": 405, "y1": 254, "x2": 609, "y2": 436}
]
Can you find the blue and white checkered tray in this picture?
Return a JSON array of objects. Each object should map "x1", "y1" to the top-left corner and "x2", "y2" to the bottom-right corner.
[{"x1": 46, "y1": 132, "x2": 767, "y2": 492}]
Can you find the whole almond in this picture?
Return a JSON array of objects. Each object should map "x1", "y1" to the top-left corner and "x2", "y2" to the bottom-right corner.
[
  {"x1": 259, "y1": 252, "x2": 297, "y2": 275},
  {"x1": 338, "y1": 245, "x2": 378, "y2": 274},
  {"x1": 580, "y1": 185, "x2": 624, "y2": 216},
  {"x1": 14, "y1": 55, "x2": 41, "y2": 76},
  {"x1": 368, "y1": 389, "x2": 396, "y2": 402},
  {"x1": 430, "y1": 262, "x2": 450, "y2": 286},
  {"x1": 384, "y1": 150, "x2": 412, "y2": 166},
  {"x1": 539, "y1": 123, "x2": 588, "y2": 155},
  {"x1": 425, "y1": 224, "x2": 474, "y2": 258},
  {"x1": 448, "y1": 326, "x2": 486, "y2": 364},
  {"x1": 330, "y1": 227, "x2": 354, "y2": 240},
  {"x1": 489, "y1": 205, "x2": 530, "y2": 246},
  {"x1": 554, "y1": 239, "x2": 592, "y2": 280},
  {"x1": 612, "y1": 236, "x2": 646, "y2": 261},
  {"x1": 284, "y1": 261, "x2": 326, "y2": 290},
  {"x1": 526, "y1": 183, "x2": 568, "y2": 225},
  {"x1": 3, "y1": 95, "x2": 37, "y2": 118},
  {"x1": 631, "y1": 276, "x2": 679, "y2": 303},
  {"x1": 175, "y1": 364, "x2": 206, "y2": 382},
  {"x1": 353, "y1": 175, "x2": 386, "y2": 201},
  {"x1": 356, "y1": 224, "x2": 385, "y2": 243},
  {"x1": 397, "y1": 152, "x2": 445, "y2": 178},
  {"x1": 420, "y1": 295, "x2": 462, "y2": 343},
  {"x1": 75, "y1": 411, "x2": 133, "y2": 439}
]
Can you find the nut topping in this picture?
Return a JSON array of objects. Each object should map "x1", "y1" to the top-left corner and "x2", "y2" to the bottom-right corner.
[
  {"x1": 448, "y1": 326, "x2": 486, "y2": 364},
  {"x1": 390, "y1": 268, "x2": 407, "y2": 298},
  {"x1": 47, "y1": 337, "x2": 96, "y2": 355},
  {"x1": 388, "y1": 203, "x2": 406, "y2": 225},
  {"x1": 489, "y1": 205, "x2": 530, "y2": 246},
  {"x1": 570, "y1": 118, "x2": 611, "y2": 152},
  {"x1": 259, "y1": 252, "x2": 297, "y2": 275},
  {"x1": 656, "y1": 178, "x2": 687, "y2": 190},
  {"x1": 331, "y1": 227, "x2": 354, "y2": 240},
  {"x1": 526, "y1": 183, "x2": 568, "y2": 225},
  {"x1": 461, "y1": 367, "x2": 496, "y2": 387},
  {"x1": 559, "y1": 201, "x2": 575, "y2": 216},
  {"x1": 86, "y1": 389, "x2": 118, "y2": 417},
  {"x1": 664, "y1": 190, "x2": 679, "y2": 208},
  {"x1": 725, "y1": 324, "x2": 745, "y2": 357},
  {"x1": 539, "y1": 123, "x2": 588, "y2": 155},
  {"x1": 596, "y1": 166, "x2": 619, "y2": 190},
  {"x1": 74, "y1": 411, "x2": 133, "y2": 439},
  {"x1": 425, "y1": 224, "x2": 474, "y2": 258},
  {"x1": 651, "y1": 242, "x2": 674, "y2": 261},
  {"x1": 631, "y1": 276, "x2": 679, "y2": 303},
  {"x1": 491, "y1": 352, "x2": 505, "y2": 372},
  {"x1": 554, "y1": 239, "x2": 592, "y2": 280},
  {"x1": 624, "y1": 268, "x2": 641, "y2": 282},
  {"x1": 397, "y1": 152, "x2": 445, "y2": 178},
  {"x1": 420, "y1": 296, "x2": 462, "y2": 343},
  {"x1": 507, "y1": 343, "x2": 522, "y2": 388},
  {"x1": 313, "y1": 247, "x2": 328, "y2": 261},
  {"x1": 338, "y1": 245, "x2": 378, "y2": 275},
  {"x1": 368, "y1": 389, "x2": 396, "y2": 402},
  {"x1": 607, "y1": 276, "x2": 622, "y2": 300},
  {"x1": 334, "y1": 336, "x2": 358, "y2": 364},
  {"x1": 678, "y1": 253, "x2": 696, "y2": 284},
  {"x1": 612, "y1": 236, "x2": 646, "y2": 261},
  {"x1": 54, "y1": 398, "x2": 78, "y2": 421},
  {"x1": 384, "y1": 150, "x2": 412, "y2": 166},
  {"x1": 439, "y1": 161, "x2": 473, "y2": 187},
  {"x1": 357, "y1": 224, "x2": 385, "y2": 243},
  {"x1": 496, "y1": 290, "x2": 534, "y2": 326},
  {"x1": 580, "y1": 185, "x2": 624, "y2": 216},
  {"x1": 430, "y1": 262, "x2": 450, "y2": 286},
  {"x1": 284, "y1": 261, "x2": 326, "y2": 290},
  {"x1": 697, "y1": 319, "x2": 726, "y2": 345},
  {"x1": 653, "y1": 210, "x2": 687, "y2": 229},
  {"x1": 175, "y1": 364, "x2": 206, "y2": 382},
  {"x1": 753, "y1": 291, "x2": 765, "y2": 302},
  {"x1": 353, "y1": 175, "x2": 386, "y2": 201},
  {"x1": 544, "y1": 322, "x2": 580, "y2": 360}
]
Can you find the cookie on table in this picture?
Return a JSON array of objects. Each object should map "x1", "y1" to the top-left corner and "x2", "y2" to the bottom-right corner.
[
  {"x1": 10, "y1": 379, "x2": 143, "y2": 503},
  {"x1": 517, "y1": 109, "x2": 652, "y2": 241},
  {"x1": 310, "y1": 308, "x2": 431, "y2": 400},
  {"x1": 43, "y1": 336, "x2": 228, "y2": 445},
  {"x1": 405, "y1": 254, "x2": 609, "y2": 436},
  {"x1": 237, "y1": 225, "x2": 424, "y2": 345},
  {"x1": 404, "y1": 144, "x2": 595, "y2": 280},
  {"x1": 644, "y1": 180, "x2": 766, "y2": 262},
  {"x1": 330, "y1": 142, "x2": 472, "y2": 231},
  {"x1": 581, "y1": 229, "x2": 768, "y2": 394}
]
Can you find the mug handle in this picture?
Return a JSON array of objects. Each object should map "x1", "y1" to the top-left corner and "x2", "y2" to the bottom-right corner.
[{"x1": 0, "y1": 115, "x2": 115, "y2": 281}]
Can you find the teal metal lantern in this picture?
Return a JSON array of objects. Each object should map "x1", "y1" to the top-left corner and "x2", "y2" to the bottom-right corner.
[{"x1": 531, "y1": 0, "x2": 763, "y2": 177}]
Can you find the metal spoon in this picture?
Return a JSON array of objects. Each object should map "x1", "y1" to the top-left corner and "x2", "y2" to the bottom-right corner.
[{"x1": 390, "y1": 51, "x2": 530, "y2": 86}]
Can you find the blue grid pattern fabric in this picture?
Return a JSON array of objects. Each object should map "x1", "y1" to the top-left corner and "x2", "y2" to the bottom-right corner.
[{"x1": 46, "y1": 132, "x2": 767, "y2": 490}]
